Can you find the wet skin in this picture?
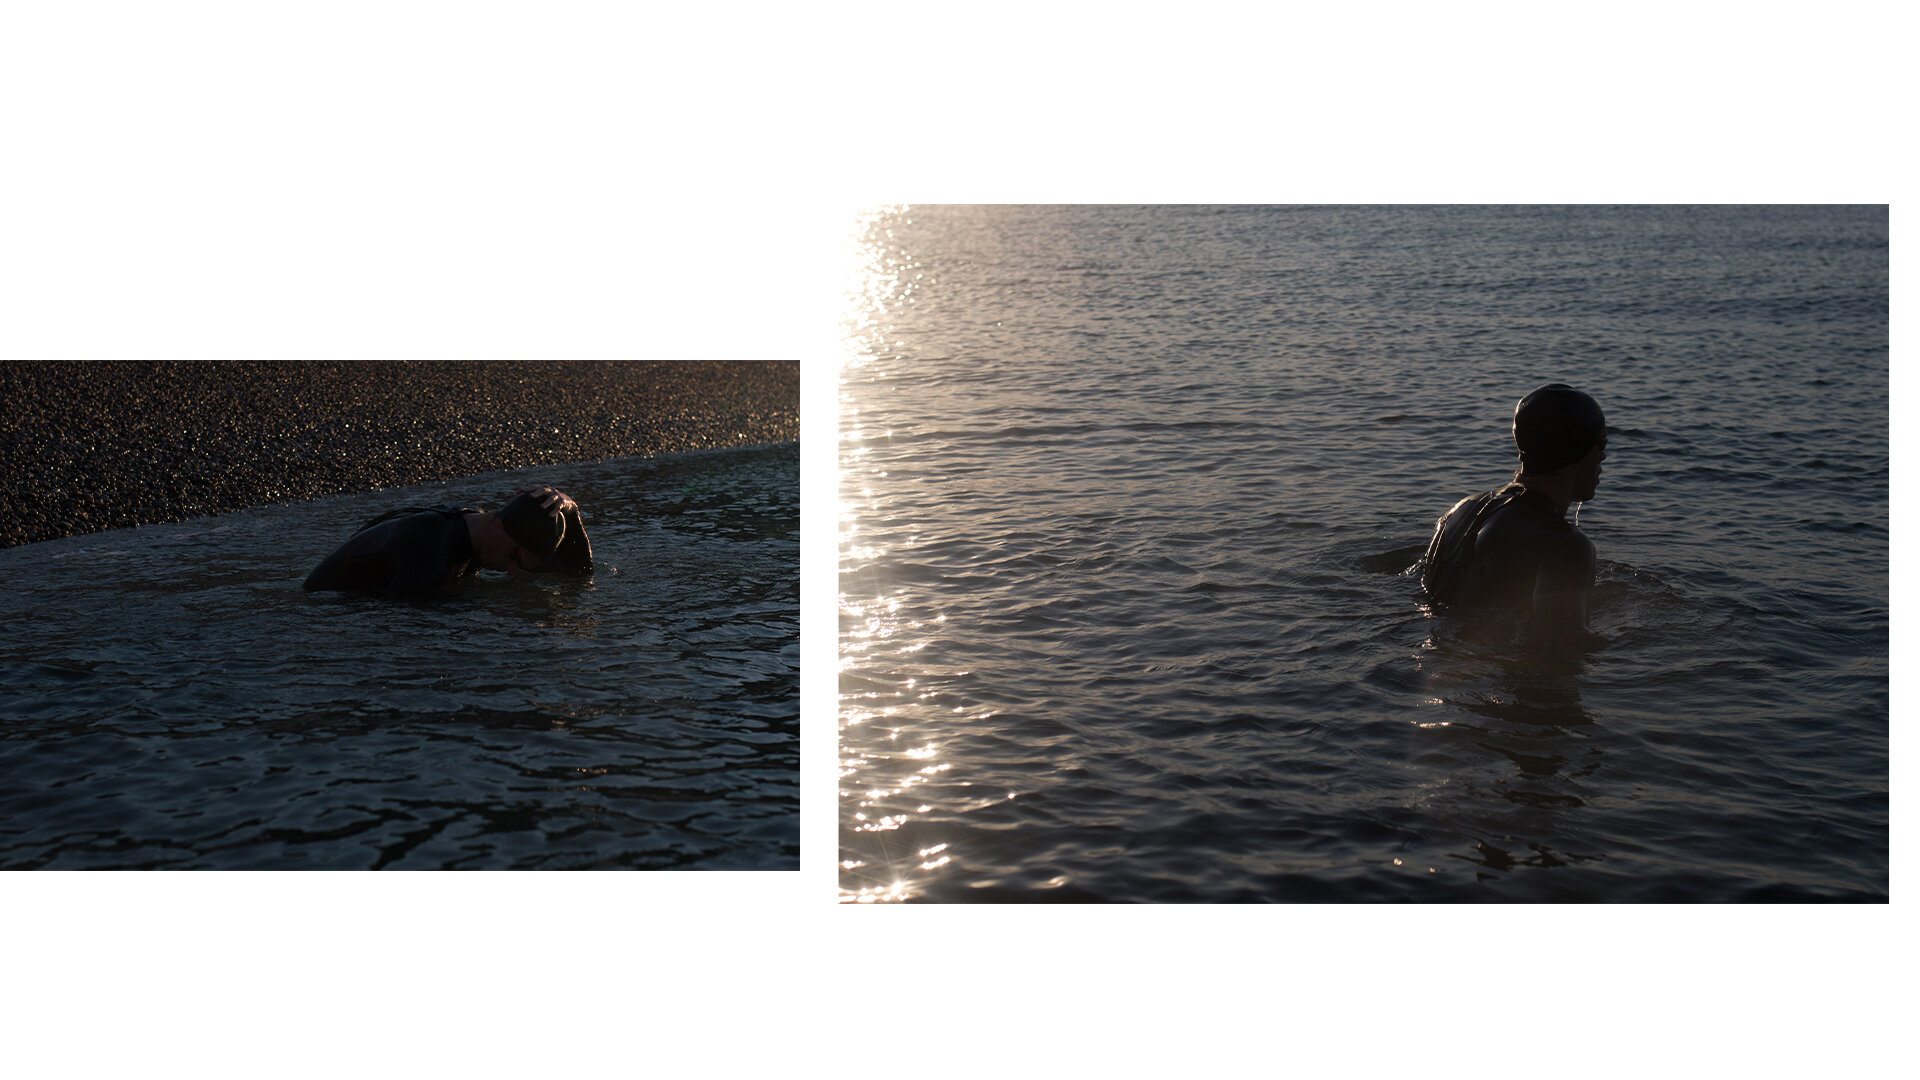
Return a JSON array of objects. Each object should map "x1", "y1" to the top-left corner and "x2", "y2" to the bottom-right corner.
[
  {"x1": 1424, "y1": 437, "x2": 1607, "y2": 647},
  {"x1": 465, "y1": 486, "x2": 577, "y2": 573}
]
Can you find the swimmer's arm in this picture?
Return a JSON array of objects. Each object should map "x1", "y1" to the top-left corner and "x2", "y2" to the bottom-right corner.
[{"x1": 1529, "y1": 532, "x2": 1597, "y2": 645}]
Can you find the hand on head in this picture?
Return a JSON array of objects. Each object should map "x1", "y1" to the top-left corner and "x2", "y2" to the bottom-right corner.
[{"x1": 517, "y1": 486, "x2": 578, "y2": 519}]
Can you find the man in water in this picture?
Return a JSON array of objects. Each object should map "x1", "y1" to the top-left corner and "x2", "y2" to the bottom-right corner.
[
  {"x1": 1421, "y1": 384, "x2": 1608, "y2": 646},
  {"x1": 303, "y1": 485, "x2": 592, "y2": 598}
]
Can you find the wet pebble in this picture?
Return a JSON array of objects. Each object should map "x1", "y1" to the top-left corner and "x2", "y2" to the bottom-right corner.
[{"x1": 0, "y1": 360, "x2": 798, "y2": 548}]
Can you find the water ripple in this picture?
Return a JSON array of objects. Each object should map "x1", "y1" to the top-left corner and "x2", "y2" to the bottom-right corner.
[{"x1": 840, "y1": 205, "x2": 1885, "y2": 903}]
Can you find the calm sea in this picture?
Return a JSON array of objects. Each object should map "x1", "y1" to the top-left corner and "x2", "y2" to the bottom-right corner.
[
  {"x1": 839, "y1": 205, "x2": 1887, "y2": 902},
  {"x1": 2, "y1": 443, "x2": 797, "y2": 869}
]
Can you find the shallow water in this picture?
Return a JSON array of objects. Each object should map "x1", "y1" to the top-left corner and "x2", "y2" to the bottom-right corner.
[
  {"x1": 839, "y1": 205, "x2": 1886, "y2": 902},
  {"x1": 2, "y1": 442, "x2": 797, "y2": 869}
]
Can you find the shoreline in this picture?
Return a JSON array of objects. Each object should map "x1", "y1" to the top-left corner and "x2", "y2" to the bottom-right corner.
[{"x1": 0, "y1": 360, "x2": 798, "y2": 549}]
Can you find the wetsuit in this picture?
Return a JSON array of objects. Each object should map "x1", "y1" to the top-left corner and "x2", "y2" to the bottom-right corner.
[
  {"x1": 1421, "y1": 482, "x2": 1595, "y2": 640},
  {"x1": 302, "y1": 505, "x2": 480, "y2": 598}
]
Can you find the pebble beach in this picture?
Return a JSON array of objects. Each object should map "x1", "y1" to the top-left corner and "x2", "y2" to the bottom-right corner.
[{"x1": 0, "y1": 360, "x2": 798, "y2": 548}]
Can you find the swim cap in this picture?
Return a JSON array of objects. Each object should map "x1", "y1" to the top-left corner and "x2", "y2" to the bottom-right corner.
[
  {"x1": 497, "y1": 492, "x2": 565, "y2": 559},
  {"x1": 1513, "y1": 383, "x2": 1606, "y2": 474}
]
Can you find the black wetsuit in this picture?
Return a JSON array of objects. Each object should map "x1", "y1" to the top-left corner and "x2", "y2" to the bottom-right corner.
[
  {"x1": 302, "y1": 505, "x2": 480, "y2": 598},
  {"x1": 1421, "y1": 482, "x2": 1595, "y2": 639}
]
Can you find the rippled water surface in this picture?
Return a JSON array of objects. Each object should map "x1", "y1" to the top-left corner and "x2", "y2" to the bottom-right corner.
[
  {"x1": 3, "y1": 443, "x2": 797, "y2": 869},
  {"x1": 839, "y1": 205, "x2": 1886, "y2": 902}
]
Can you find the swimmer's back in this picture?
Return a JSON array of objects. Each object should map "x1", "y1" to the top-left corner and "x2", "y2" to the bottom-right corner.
[
  {"x1": 302, "y1": 505, "x2": 476, "y2": 597},
  {"x1": 1422, "y1": 483, "x2": 1594, "y2": 638}
]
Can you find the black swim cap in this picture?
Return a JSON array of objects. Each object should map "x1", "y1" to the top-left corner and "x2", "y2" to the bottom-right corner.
[
  {"x1": 497, "y1": 492, "x2": 565, "y2": 558},
  {"x1": 1513, "y1": 383, "x2": 1606, "y2": 474}
]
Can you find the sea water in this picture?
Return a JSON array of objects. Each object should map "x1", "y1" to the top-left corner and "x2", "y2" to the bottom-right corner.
[
  {"x1": 839, "y1": 205, "x2": 1887, "y2": 902},
  {"x1": 2, "y1": 442, "x2": 797, "y2": 869}
]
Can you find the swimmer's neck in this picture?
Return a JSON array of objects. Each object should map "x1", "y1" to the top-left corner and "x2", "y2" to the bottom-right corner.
[{"x1": 1513, "y1": 470, "x2": 1578, "y2": 517}]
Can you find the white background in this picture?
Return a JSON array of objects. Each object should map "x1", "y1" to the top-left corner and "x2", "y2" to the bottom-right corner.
[{"x1": 4, "y1": 3, "x2": 1902, "y2": 1076}]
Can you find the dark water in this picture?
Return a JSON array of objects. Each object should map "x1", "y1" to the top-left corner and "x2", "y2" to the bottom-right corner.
[
  {"x1": 2, "y1": 442, "x2": 797, "y2": 869},
  {"x1": 839, "y1": 205, "x2": 1887, "y2": 902}
]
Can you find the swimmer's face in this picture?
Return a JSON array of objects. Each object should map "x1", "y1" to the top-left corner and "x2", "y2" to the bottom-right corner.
[
  {"x1": 474, "y1": 517, "x2": 546, "y2": 573},
  {"x1": 502, "y1": 544, "x2": 545, "y2": 573},
  {"x1": 1574, "y1": 437, "x2": 1607, "y2": 501}
]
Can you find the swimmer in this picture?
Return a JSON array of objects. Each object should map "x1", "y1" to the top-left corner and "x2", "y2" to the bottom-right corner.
[
  {"x1": 303, "y1": 485, "x2": 592, "y2": 598},
  {"x1": 1420, "y1": 384, "x2": 1608, "y2": 646}
]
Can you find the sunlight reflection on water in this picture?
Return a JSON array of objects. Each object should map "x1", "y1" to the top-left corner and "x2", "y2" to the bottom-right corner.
[{"x1": 837, "y1": 204, "x2": 1886, "y2": 904}]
